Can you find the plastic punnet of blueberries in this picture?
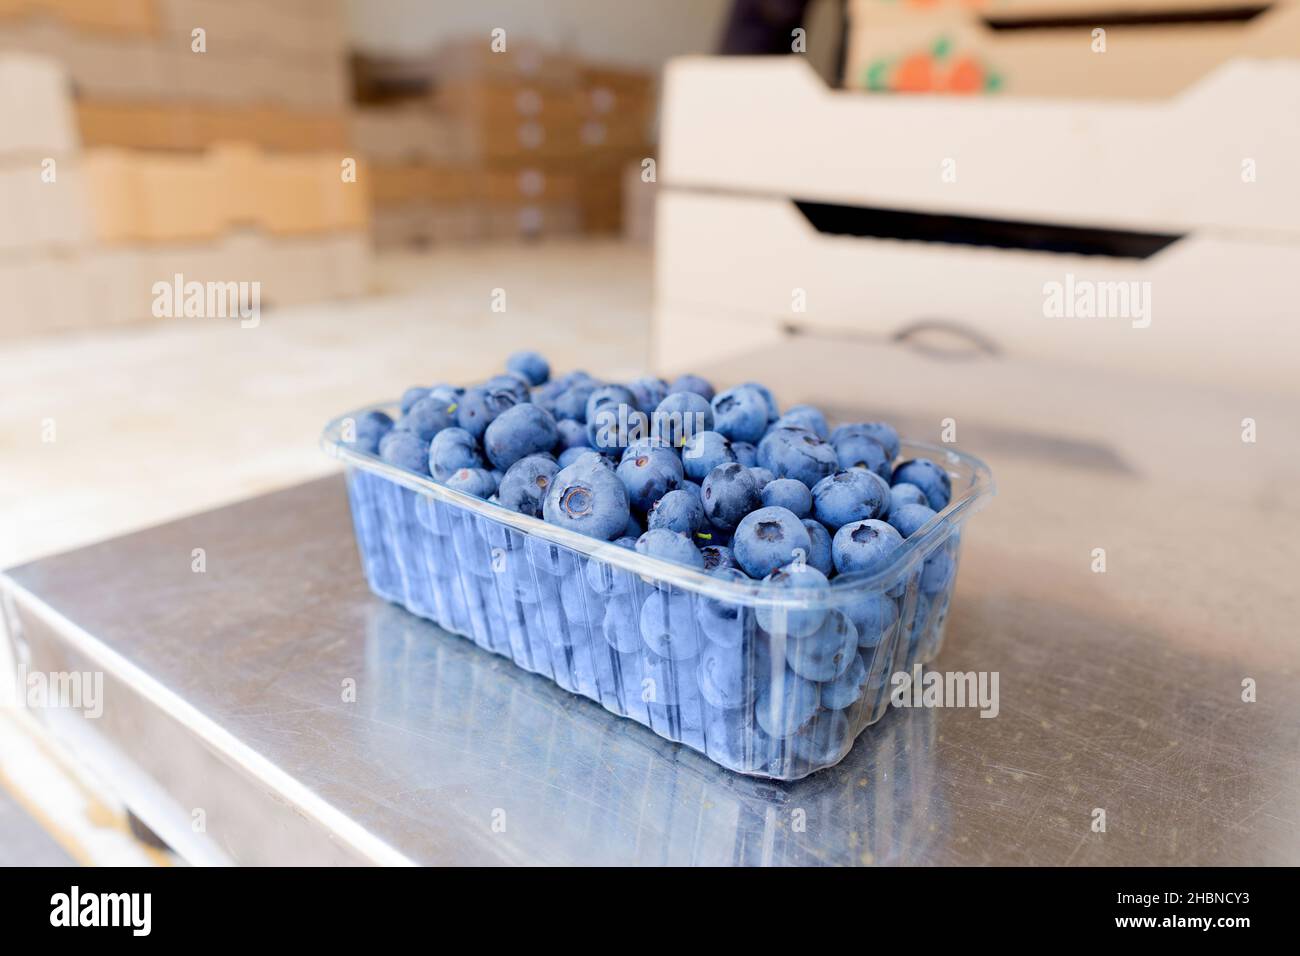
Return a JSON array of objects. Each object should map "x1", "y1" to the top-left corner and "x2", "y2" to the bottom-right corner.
[{"x1": 329, "y1": 351, "x2": 979, "y2": 779}]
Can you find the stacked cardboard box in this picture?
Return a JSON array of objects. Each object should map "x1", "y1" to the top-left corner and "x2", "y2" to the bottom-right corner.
[
  {"x1": 0, "y1": 51, "x2": 367, "y2": 338},
  {"x1": 353, "y1": 40, "x2": 658, "y2": 245},
  {"x1": 844, "y1": 0, "x2": 1300, "y2": 97}
]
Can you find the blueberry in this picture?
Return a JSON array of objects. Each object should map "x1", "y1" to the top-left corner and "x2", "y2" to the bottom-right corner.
[
  {"x1": 733, "y1": 506, "x2": 813, "y2": 579},
  {"x1": 484, "y1": 373, "x2": 531, "y2": 404},
  {"x1": 776, "y1": 404, "x2": 828, "y2": 440},
  {"x1": 378, "y1": 428, "x2": 431, "y2": 475},
  {"x1": 761, "y1": 478, "x2": 812, "y2": 518},
  {"x1": 347, "y1": 409, "x2": 393, "y2": 454},
  {"x1": 697, "y1": 641, "x2": 751, "y2": 709},
  {"x1": 692, "y1": 524, "x2": 731, "y2": 549},
  {"x1": 754, "y1": 562, "x2": 827, "y2": 637},
  {"x1": 456, "y1": 384, "x2": 520, "y2": 440},
  {"x1": 786, "y1": 609, "x2": 857, "y2": 681},
  {"x1": 754, "y1": 667, "x2": 820, "y2": 738},
  {"x1": 647, "y1": 489, "x2": 706, "y2": 536},
  {"x1": 697, "y1": 567, "x2": 750, "y2": 646},
  {"x1": 626, "y1": 376, "x2": 669, "y2": 414},
  {"x1": 557, "y1": 446, "x2": 594, "y2": 469},
  {"x1": 800, "y1": 518, "x2": 834, "y2": 576},
  {"x1": 888, "y1": 481, "x2": 928, "y2": 515},
  {"x1": 506, "y1": 350, "x2": 550, "y2": 386},
  {"x1": 483, "y1": 403, "x2": 559, "y2": 470},
  {"x1": 634, "y1": 528, "x2": 705, "y2": 571},
  {"x1": 620, "y1": 435, "x2": 674, "y2": 462},
  {"x1": 542, "y1": 459, "x2": 630, "y2": 541},
  {"x1": 601, "y1": 593, "x2": 642, "y2": 651},
  {"x1": 639, "y1": 590, "x2": 702, "y2": 659},
  {"x1": 497, "y1": 454, "x2": 558, "y2": 518},
  {"x1": 652, "y1": 392, "x2": 714, "y2": 448},
  {"x1": 887, "y1": 502, "x2": 937, "y2": 539},
  {"x1": 710, "y1": 384, "x2": 769, "y2": 444},
  {"x1": 553, "y1": 380, "x2": 598, "y2": 421},
  {"x1": 400, "y1": 386, "x2": 429, "y2": 414},
  {"x1": 700, "y1": 544, "x2": 736, "y2": 572},
  {"x1": 819, "y1": 652, "x2": 870, "y2": 710},
  {"x1": 758, "y1": 425, "x2": 838, "y2": 488},
  {"x1": 832, "y1": 421, "x2": 900, "y2": 462},
  {"x1": 641, "y1": 647, "x2": 702, "y2": 707},
  {"x1": 790, "y1": 709, "x2": 851, "y2": 768},
  {"x1": 587, "y1": 400, "x2": 648, "y2": 454},
  {"x1": 892, "y1": 459, "x2": 952, "y2": 512},
  {"x1": 811, "y1": 469, "x2": 890, "y2": 531},
  {"x1": 748, "y1": 466, "x2": 776, "y2": 488},
  {"x1": 399, "y1": 395, "x2": 457, "y2": 442},
  {"x1": 616, "y1": 447, "x2": 684, "y2": 514},
  {"x1": 427, "y1": 383, "x2": 465, "y2": 409},
  {"x1": 559, "y1": 572, "x2": 604, "y2": 627},
  {"x1": 844, "y1": 592, "x2": 898, "y2": 647},
  {"x1": 554, "y1": 418, "x2": 588, "y2": 451},
  {"x1": 670, "y1": 373, "x2": 715, "y2": 402},
  {"x1": 429, "y1": 426, "x2": 483, "y2": 481},
  {"x1": 678, "y1": 479, "x2": 703, "y2": 503},
  {"x1": 623, "y1": 512, "x2": 643, "y2": 538},
  {"x1": 731, "y1": 441, "x2": 757, "y2": 466},
  {"x1": 834, "y1": 434, "x2": 891, "y2": 481},
  {"x1": 742, "y1": 381, "x2": 780, "y2": 421},
  {"x1": 680, "y1": 430, "x2": 736, "y2": 483},
  {"x1": 445, "y1": 466, "x2": 497, "y2": 498},
  {"x1": 585, "y1": 384, "x2": 635, "y2": 424},
  {"x1": 832, "y1": 519, "x2": 904, "y2": 576},
  {"x1": 700, "y1": 462, "x2": 762, "y2": 531},
  {"x1": 586, "y1": 553, "x2": 633, "y2": 596}
]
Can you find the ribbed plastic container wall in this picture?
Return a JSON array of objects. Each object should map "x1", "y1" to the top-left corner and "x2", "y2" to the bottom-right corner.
[{"x1": 324, "y1": 406, "x2": 993, "y2": 780}]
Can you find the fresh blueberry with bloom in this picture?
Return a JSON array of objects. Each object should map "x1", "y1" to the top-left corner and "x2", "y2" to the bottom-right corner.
[
  {"x1": 483, "y1": 402, "x2": 559, "y2": 470},
  {"x1": 800, "y1": 518, "x2": 834, "y2": 575},
  {"x1": 680, "y1": 430, "x2": 736, "y2": 483},
  {"x1": 755, "y1": 667, "x2": 820, "y2": 739},
  {"x1": 888, "y1": 481, "x2": 928, "y2": 514},
  {"x1": 786, "y1": 609, "x2": 857, "y2": 682},
  {"x1": 731, "y1": 441, "x2": 757, "y2": 466},
  {"x1": 892, "y1": 459, "x2": 952, "y2": 511},
  {"x1": 701, "y1": 462, "x2": 762, "y2": 531},
  {"x1": 647, "y1": 489, "x2": 706, "y2": 536},
  {"x1": 553, "y1": 380, "x2": 598, "y2": 421},
  {"x1": 652, "y1": 391, "x2": 714, "y2": 448},
  {"x1": 601, "y1": 593, "x2": 643, "y2": 652},
  {"x1": 834, "y1": 433, "x2": 891, "y2": 481},
  {"x1": 819, "y1": 653, "x2": 869, "y2": 710},
  {"x1": 506, "y1": 350, "x2": 550, "y2": 386},
  {"x1": 790, "y1": 709, "x2": 851, "y2": 767},
  {"x1": 710, "y1": 384, "x2": 770, "y2": 444},
  {"x1": 741, "y1": 381, "x2": 780, "y2": 421},
  {"x1": 776, "y1": 404, "x2": 829, "y2": 441},
  {"x1": 887, "y1": 502, "x2": 937, "y2": 539},
  {"x1": 733, "y1": 506, "x2": 813, "y2": 580},
  {"x1": 585, "y1": 384, "x2": 636, "y2": 426},
  {"x1": 670, "y1": 373, "x2": 715, "y2": 402},
  {"x1": 755, "y1": 562, "x2": 827, "y2": 637},
  {"x1": 429, "y1": 427, "x2": 483, "y2": 481},
  {"x1": 557, "y1": 446, "x2": 594, "y2": 469},
  {"x1": 444, "y1": 467, "x2": 498, "y2": 499},
  {"x1": 832, "y1": 421, "x2": 900, "y2": 462},
  {"x1": 697, "y1": 641, "x2": 752, "y2": 710},
  {"x1": 554, "y1": 418, "x2": 588, "y2": 451},
  {"x1": 378, "y1": 428, "x2": 431, "y2": 475},
  {"x1": 758, "y1": 425, "x2": 839, "y2": 488},
  {"x1": 639, "y1": 590, "x2": 702, "y2": 659},
  {"x1": 634, "y1": 528, "x2": 705, "y2": 571},
  {"x1": 921, "y1": 549, "x2": 955, "y2": 595},
  {"x1": 761, "y1": 477, "x2": 812, "y2": 518},
  {"x1": 400, "y1": 395, "x2": 456, "y2": 442},
  {"x1": 620, "y1": 435, "x2": 674, "y2": 462},
  {"x1": 748, "y1": 466, "x2": 776, "y2": 489},
  {"x1": 843, "y1": 592, "x2": 898, "y2": 647},
  {"x1": 400, "y1": 386, "x2": 428, "y2": 415},
  {"x1": 496, "y1": 454, "x2": 558, "y2": 518},
  {"x1": 617, "y1": 447, "x2": 684, "y2": 514},
  {"x1": 542, "y1": 458, "x2": 630, "y2": 541},
  {"x1": 626, "y1": 376, "x2": 670, "y2": 414},
  {"x1": 811, "y1": 469, "x2": 890, "y2": 531},
  {"x1": 696, "y1": 567, "x2": 749, "y2": 646},
  {"x1": 348, "y1": 409, "x2": 393, "y2": 454},
  {"x1": 832, "y1": 519, "x2": 904, "y2": 576},
  {"x1": 484, "y1": 373, "x2": 530, "y2": 404},
  {"x1": 456, "y1": 384, "x2": 520, "y2": 440}
]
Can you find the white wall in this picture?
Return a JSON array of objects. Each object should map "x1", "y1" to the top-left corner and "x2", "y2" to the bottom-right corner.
[{"x1": 345, "y1": 0, "x2": 733, "y2": 69}]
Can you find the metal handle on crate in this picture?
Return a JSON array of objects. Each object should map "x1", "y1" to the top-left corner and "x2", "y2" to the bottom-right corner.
[{"x1": 892, "y1": 319, "x2": 1000, "y2": 360}]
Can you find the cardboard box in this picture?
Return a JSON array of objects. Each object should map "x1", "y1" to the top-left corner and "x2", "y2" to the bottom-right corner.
[
  {"x1": 352, "y1": 106, "x2": 469, "y2": 163},
  {"x1": 0, "y1": 0, "x2": 159, "y2": 36},
  {"x1": 75, "y1": 100, "x2": 351, "y2": 152},
  {"x1": 0, "y1": 159, "x2": 91, "y2": 250},
  {"x1": 370, "y1": 202, "x2": 484, "y2": 247},
  {"x1": 845, "y1": 0, "x2": 1300, "y2": 98},
  {"x1": 432, "y1": 38, "x2": 581, "y2": 89},
  {"x1": 0, "y1": 52, "x2": 78, "y2": 157},
  {"x1": 369, "y1": 162, "x2": 474, "y2": 205},
  {"x1": 482, "y1": 201, "x2": 580, "y2": 239},
  {"x1": 660, "y1": 56, "x2": 1300, "y2": 235}
]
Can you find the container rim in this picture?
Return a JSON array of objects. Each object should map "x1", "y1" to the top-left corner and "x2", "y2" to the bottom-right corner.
[{"x1": 322, "y1": 403, "x2": 996, "y2": 610}]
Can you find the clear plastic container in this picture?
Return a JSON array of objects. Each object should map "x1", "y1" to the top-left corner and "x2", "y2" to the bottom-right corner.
[{"x1": 322, "y1": 405, "x2": 994, "y2": 780}]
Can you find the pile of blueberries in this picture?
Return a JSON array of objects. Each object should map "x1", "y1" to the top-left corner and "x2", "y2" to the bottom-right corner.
[
  {"x1": 343, "y1": 352, "x2": 959, "y2": 775},
  {"x1": 350, "y1": 350, "x2": 953, "y2": 586}
]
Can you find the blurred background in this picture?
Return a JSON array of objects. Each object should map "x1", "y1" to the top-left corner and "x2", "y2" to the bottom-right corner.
[{"x1": 2, "y1": 0, "x2": 1298, "y2": 865}]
